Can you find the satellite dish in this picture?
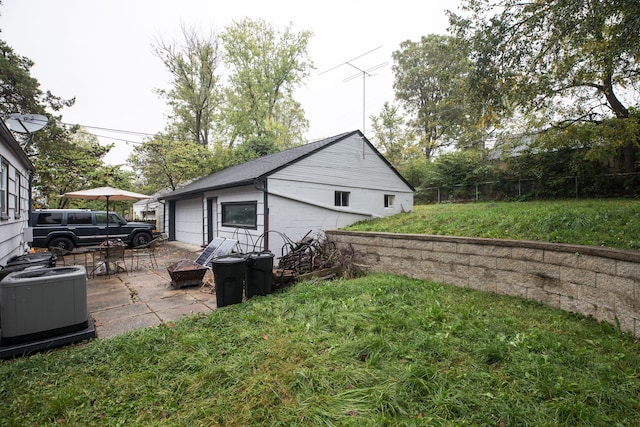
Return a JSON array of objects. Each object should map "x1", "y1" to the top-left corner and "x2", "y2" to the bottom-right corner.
[{"x1": 5, "y1": 113, "x2": 49, "y2": 134}]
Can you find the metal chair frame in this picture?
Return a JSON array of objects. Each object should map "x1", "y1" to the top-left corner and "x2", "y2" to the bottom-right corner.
[
  {"x1": 130, "y1": 237, "x2": 162, "y2": 270},
  {"x1": 98, "y1": 244, "x2": 128, "y2": 276}
]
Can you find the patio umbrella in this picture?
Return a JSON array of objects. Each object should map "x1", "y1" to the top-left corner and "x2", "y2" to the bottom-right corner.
[{"x1": 63, "y1": 186, "x2": 151, "y2": 241}]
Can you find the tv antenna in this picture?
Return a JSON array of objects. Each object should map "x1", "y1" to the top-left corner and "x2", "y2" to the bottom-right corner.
[
  {"x1": 4, "y1": 113, "x2": 49, "y2": 148},
  {"x1": 320, "y1": 46, "x2": 388, "y2": 134}
]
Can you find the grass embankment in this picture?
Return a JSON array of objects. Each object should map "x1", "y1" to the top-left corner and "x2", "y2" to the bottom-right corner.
[
  {"x1": 1, "y1": 275, "x2": 639, "y2": 426},
  {"x1": 2, "y1": 199, "x2": 639, "y2": 425},
  {"x1": 345, "y1": 199, "x2": 640, "y2": 251}
]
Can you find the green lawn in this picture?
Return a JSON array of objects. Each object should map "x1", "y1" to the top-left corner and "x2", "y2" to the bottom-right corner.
[
  {"x1": 2, "y1": 199, "x2": 639, "y2": 425},
  {"x1": 345, "y1": 199, "x2": 640, "y2": 251},
  {"x1": 1, "y1": 274, "x2": 639, "y2": 426}
]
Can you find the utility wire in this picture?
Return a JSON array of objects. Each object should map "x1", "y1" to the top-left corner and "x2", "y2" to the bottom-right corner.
[{"x1": 59, "y1": 121, "x2": 157, "y2": 138}]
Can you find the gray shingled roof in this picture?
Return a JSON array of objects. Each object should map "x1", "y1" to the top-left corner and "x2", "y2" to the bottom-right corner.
[{"x1": 163, "y1": 131, "x2": 356, "y2": 200}]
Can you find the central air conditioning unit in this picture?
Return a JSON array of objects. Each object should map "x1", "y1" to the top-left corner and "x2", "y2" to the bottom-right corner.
[{"x1": 0, "y1": 265, "x2": 95, "y2": 357}]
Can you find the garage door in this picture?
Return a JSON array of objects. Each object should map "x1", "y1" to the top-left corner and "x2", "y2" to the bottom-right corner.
[{"x1": 174, "y1": 197, "x2": 203, "y2": 245}]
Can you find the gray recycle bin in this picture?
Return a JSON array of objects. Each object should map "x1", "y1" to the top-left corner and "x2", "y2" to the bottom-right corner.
[
  {"x1": 1, "y1": 266, "x2": 88, "y2": 346},
  {"x1": 212, "y1": 255, "x2": 247, "y2": 307},
  {"x1": 246, "y1": 251, "x2": 274, "y2": 299}
]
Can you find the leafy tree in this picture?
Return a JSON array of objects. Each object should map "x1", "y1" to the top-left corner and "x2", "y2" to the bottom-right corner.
[
  {"x1": 234, "y1": 136, "x2": 281, "y2": 163},
  {"x1": 220, "y1": 18, "x2": 313, "y2": 149},
  {"x1": 0, "y1": 40, "x2": 73, "y2": 117},
  {"x1": 401, "y1": 156, "x2": 437, "y2": 189},
  {"x1": 154, "y1": 24, "x2": 221, "y2": 147},
  {"x1": 128, "y1": 131, "x2": 214, "y2": 193},
  {"x1": 448, "y1": 0, "x2": 640, "y2": 172},
  {"x1": 33, "y1": 130, "x2": 133, "y2": 209},
  {"x1": 391, "y1": 35, "x2": 479, "y2": 159},
  {"x1": 0, "y1": 37, "x2": 134, "y2": 206},
  {"x1": 433, "y1": 149, "x2": 493, "y2": 188},
  {"x1": 1, "y1": 40, "x2": 42, "y2": 116},
  {"x1": 370, "y1": 102, "x2": 418, "y2": 167}
]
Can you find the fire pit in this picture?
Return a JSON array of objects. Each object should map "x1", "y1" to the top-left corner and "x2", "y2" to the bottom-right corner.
[{"x1": 167, "y1": 260, "x2": 209, "y2": 288}]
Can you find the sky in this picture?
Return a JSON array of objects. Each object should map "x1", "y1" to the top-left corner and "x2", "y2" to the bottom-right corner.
[{"x1": 1, "y1": 0, "x2": 460, "y2": 166}]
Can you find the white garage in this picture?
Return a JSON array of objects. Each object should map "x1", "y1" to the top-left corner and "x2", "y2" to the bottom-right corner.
[
  {"x1": 163, "y1": 131, "x2": 414, "y2": 254},
  {"x1": 173, "y1": 197, "x2": 202, "y2": 246}
]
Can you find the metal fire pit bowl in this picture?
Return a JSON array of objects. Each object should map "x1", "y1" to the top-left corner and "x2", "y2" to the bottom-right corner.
[{"x1": 167, "y1": 260, "x2": 209, "y2": 288}]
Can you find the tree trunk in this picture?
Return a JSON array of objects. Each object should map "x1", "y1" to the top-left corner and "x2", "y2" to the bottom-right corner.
[
  {"x1": 603, "y1": 74, "x2": 636, "y2": 173},
  {"x1": 622, "y1": 142, "x2": 636, "y2": 173}
]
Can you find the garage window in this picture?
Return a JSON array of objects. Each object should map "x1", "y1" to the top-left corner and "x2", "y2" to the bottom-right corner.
[
  {"x1": 334, "y1": 191, "x2": 350, "y2": 207},
  {"x1": 222, "y1": 201, "x2": 257, "y2": 229},
  {"x1": 384, "y1": 194, "x2": 395, "y2": 208}
]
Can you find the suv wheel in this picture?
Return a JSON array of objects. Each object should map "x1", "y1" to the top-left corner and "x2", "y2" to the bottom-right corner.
[
  {"x1": 132, "y1": 232, "x2": 152, "y2": 247},
  {"x1": 49, "y1": 237, "x2": 75, "y2": 251}
]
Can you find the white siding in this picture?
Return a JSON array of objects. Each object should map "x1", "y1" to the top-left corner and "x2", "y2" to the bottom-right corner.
[
  {"x1": 263, "y1": 134, "x2": 413, "y2": 259},
  {"x1": 0, "y1": 144, "x2": 32, "y2": 265},
  {"x1": 272, "y1": 134, "x2": 412, "y2": 191},
  {"x1": 174, "y1": 197, "x2": 203, "y2": 246},
  {"x1": 269, "y1": 133, "x2": 413, "y2": 217},
  {"x1": 266, "y1": 179, "x2": 412, "y2": 218},
  {"x1": 266, "y1": 194, "x2": 367, "y2": 259}
]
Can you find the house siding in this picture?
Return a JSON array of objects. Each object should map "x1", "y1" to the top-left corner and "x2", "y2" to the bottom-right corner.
[
  {"x1": 262, "y1": 134, "x2": 413, "y2": 257},
  {"x1": 267, "y1": 133, "x2": 412, "y2": 218},
  {"x1": 267, "y1": 193, "x2": 366, "y2": 258},
  {"x1": 271, "y1": 134, "x2": 413, "y2": 208},
  {"x1": 0, "y1": 126, "x2": 33, "y2": 265}
]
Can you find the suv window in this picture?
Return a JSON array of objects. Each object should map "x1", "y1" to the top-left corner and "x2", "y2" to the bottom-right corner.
[
  {"x1": 67, "y1": 212, "x2": 92, "y2": 225},
  {"x1": 96, "y1": 212, "x2": 121, "y2": 225},
  {"x1": 36, "y1": 212, "x2": 63, "y2": 225}
]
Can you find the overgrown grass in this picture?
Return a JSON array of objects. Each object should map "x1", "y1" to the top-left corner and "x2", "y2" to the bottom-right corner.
[
  {"x1": 345, "y1": 199, "x2": 640, "y2": 250},
  {"x1": 1, "y1": 274, "x2": 638, "y2": 426}
]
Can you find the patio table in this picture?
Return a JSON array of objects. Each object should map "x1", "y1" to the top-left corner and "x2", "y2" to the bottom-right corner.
[
  {"x1": 69, "y1": 247, "x2": 101, "y2": 277},
  {"x1": 71, "y1": 243, "x2": 127, "y2": 278}
]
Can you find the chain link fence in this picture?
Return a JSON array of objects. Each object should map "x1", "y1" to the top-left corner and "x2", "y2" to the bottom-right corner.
[{"x1": 417, "y1": 173, "x2": 640, "y2": 204}]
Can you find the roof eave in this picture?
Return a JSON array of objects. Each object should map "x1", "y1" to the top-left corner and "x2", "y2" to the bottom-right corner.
[
  {"x1": 161, "y1": 178, "x2": 257, "y2": 201},
  {"x1": 0, "y1": 121, "x2": 34, "y2": 171}
]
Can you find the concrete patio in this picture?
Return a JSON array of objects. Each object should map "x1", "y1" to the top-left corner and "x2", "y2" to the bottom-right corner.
[{"x1": 80, "y1": 241, "x2": 218, "y2": 339}]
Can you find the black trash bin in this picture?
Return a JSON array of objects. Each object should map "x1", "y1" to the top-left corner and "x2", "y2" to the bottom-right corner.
[
  {"x1": 246, "y1": 251, "x2": 274, "y2": 299},
  {"x1": 212, "y1": 255, "x2": 247, "y2": 307}
]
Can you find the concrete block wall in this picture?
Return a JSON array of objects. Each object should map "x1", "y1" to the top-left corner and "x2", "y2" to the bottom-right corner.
[{"x1": 326, "y1": 230, "x2": 640, "y2": 337}]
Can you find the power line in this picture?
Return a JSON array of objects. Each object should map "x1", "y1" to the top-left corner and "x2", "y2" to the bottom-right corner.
[
  {"x1": 4, "y1": 115, "x2": 158, "y2": 139},
  {"x1": 82, "y1": 132, "x2": 143, "y2": 145},
  {"x1": 59, "y1": 121, "x2": 157, "y2": 138}
]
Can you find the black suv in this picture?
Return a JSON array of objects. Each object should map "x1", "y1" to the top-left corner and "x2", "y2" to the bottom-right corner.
[{"x1": 30, "y1": 209, "x2": 161, "y2": 251}]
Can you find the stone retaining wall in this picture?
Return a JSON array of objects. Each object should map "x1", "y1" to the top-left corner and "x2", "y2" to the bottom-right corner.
[{"x1": 326, "y1": 230, "x2": 640, "y2": 337}]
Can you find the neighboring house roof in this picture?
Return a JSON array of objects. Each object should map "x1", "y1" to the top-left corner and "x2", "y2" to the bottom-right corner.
[
  {"x1": 486, "y1": 133, "x2": 539, "y2": 161},
  {"x1": 133, "y1": 187, "x2": 174, "y2": 206},
  {"x1": 0, "y1": 120, "x2": 34, "y2": 171},
  {"x1": 163, "y1": 130, "x2": 414, "y2": 201}
]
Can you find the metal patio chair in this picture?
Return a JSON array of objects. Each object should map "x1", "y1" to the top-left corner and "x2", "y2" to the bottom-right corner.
[
  {"x1": 130, "y1": 237, "x2": 162, "y2": 270},
  {"x1": 98, "y1": 243, "x2": 128, "y2": 276}
]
